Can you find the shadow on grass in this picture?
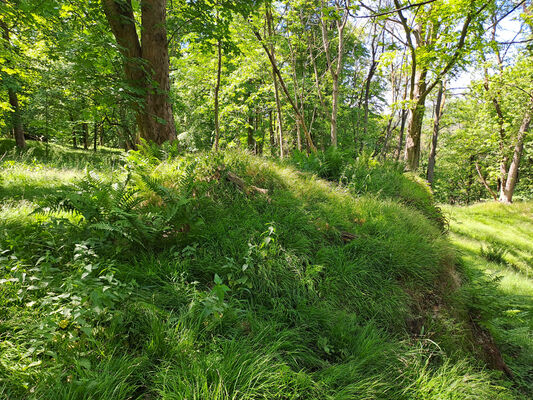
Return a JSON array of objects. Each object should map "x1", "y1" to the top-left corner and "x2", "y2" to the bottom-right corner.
[
  {"x1": 453, "y1": 244, "x2": 533, "y2": 397},
  {"x1": 0, "y1": 182, "x2": 75, "y2": 203}
]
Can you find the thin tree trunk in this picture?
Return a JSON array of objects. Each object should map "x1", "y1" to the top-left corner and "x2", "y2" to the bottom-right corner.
[
  {"x1": 404, "y1": 67, "x2": 428, "y2": 170},
  {"x1": 266, "y1": 6, "x2": 284, "y2": 158},
  {"x1": 70, "y1": 114, "x2": 78, "y2": 149},
  {"x1": 2, "y1": 20, "x2": 25, "y2": 148},
  {"x1": 395, "y1": 109, "x2": 407, "y2": 161},
  {"x1": 394, "y1": 0, "x2": 482, "y2": 170},
  {"x1": 268, "y1": 110, "x2": 276, "y2": 153},
  {"x1": 379, "y1": 113, "x2": 399, "y2": 160},
  {"x1": 247, "y1": 114, "x2": 255, "y2": 152},
  {"x1": 7, "y1": 88, "x2": 25, "y2": 148},
  {"x1": 362, "y1": 32, "x2": 379, "y2": 140},
  {"x1": 254, "y1": 29, "x2": 317, "y2": 152},
  {"x1": 82, "y1": 122, "x2": 89, "y2": 150},
  {"x1": 320, "y1": 0, "x2": 349, "y2": 147},
  {"x1": 499, "y1": 105, "x2": 532, "y2": 203},
  {"x1": 93, "y1": 121, "x2": 98, "y2": 151},
  {"x1": 426, "y1": 80, "x2": 446, "y2": 187},
  {"x1": 309, "y1": 33, "x2": 328, "y2": 115},
  {"x1": 214, "y1": 37, "x2": 222, "y2": 151},
  {"x1": 395, "y1": 76, "x2": 409, "y2": 162},
  {"x1": 475, "y1": 162, "x2": 498, "y2": 201}
]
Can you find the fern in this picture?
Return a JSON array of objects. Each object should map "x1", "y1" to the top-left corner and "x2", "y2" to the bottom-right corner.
[{"x1": 37, "y1": 163, "x2": 200, "y2": 251}]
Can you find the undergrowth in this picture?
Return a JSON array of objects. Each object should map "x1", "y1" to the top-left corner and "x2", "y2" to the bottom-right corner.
[
  {"x1": 290, "y1": 147, "x2": 448, "y2": 231},
  {"x1": 0, "y1": 140, "x2": 521, "y2": 399}
]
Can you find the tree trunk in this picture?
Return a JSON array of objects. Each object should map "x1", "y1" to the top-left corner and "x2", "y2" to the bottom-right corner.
[
  {"x1": 426, "y1": 80, "x2": 446, "y2": 187},
  {"x1": 266, "y1": 6, "x2": 284, "y2": 158},
  {"x1": 71, "y1": 115, "x2": 78, "y2": 149},
  {"x1": 269, "y1": 110, "x2": 275, "y2": 153},
  {"x1": 2, "y1": 19, "x2": 25, "y2": 148},
  {"x1": 405, "y1": 67, "x2": 428, "y2": 170},
  {"x1": 214, "y1": 37, "x2": 222, "y2": 151},
  {"x1": 404, "y1": 102, "x2": 425, "y2": 170},
  {"x1": 475, "y1": 162, "x2": 498, "y2": 201},
  {"x1": 82, "y1": 122, "x2": 89, "y2": 150},
  {"x1": 395, "y1": 74, "x2": 410, "y2": 162},
  {"x1": 330, "y1": 69, "x2": 340, "y2": 148},
  {"x1": 140, "y1": 0, "x2": 176, "y2": 143},
  {"x1": 499, "y1": 106, "x2": 531, "y2": 203},
  {"x1": 320, "y1": 0, "x2": 349, "y2": 147},
  {"x1": 362, "y1": 61, "x2": 378, "y2": 139},
  {"x1": 7, "y1": 88, "x2": 25, "y2": 148},
  {"x1": 379, "y1": 113, "x2": 397, "y2": 160},
  {"x1": 93, "y1": 122, "x2": 98, "y2": 151},
  {"x1": 255, "y1": 28, "x2": 316, "y2": 152},
  {"x1": 102, "y1": 0, "x2": 176, "y2": 144},
  {"x1": 247, "y1": 114, "x2": 255, "y2": 152}
]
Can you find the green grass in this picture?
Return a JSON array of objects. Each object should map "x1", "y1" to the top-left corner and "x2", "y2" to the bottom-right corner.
[
  {"x1": 0, "y1": 139, "x2": 523, "y2": 399},
  {"x1": 443, "y1": 201, "x2": 533, "y2": 396}
]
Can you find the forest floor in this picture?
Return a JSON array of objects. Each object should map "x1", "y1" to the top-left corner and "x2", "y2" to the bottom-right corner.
[
  {"x1": 0, "y1": 139, "x2": 531, "y2": 399},
  {"x1": 443, "y1": 202, "x2": 533, "y2": 392}
]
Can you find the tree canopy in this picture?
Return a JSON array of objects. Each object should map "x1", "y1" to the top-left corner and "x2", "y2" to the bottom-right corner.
[{"x1": 1, "y1": 0, "x2": 532, "y2": 203}]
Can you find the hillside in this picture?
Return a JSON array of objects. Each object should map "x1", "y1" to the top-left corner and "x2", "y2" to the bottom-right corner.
[{"x1": 0, "y1": 141, "x2": 526, "y2": 399}]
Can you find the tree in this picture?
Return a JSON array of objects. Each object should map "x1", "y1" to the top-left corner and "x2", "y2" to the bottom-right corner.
[
  {"x1": 0, "y1": 0, "x2": 26, "y2": 148},
  {"x1": 393, "y1": 0, "x2": 488, "y2": 170},
  {"x1": 320, "y1": 0, "x2": 350, "y2": 147},
  {"x1": 102, "y1": 0, "x2": 176, "y2": 145},
  {"x1": 426, "y1": 80, "x2": 446, "y2": 187}
]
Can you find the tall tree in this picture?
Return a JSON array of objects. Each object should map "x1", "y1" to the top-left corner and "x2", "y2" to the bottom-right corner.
[
  {"x1": 102, "y1": 0, "x2": 176, "y2": 145},
  {"x1": 320, "y1": 0, "x2": 350, "y2": 147},
  {"x1": 0, "y1": 1, "x2": 26, "y2": 148},
  {"x1": 393, "y1": 0, "x2": 487, "y2": 170},
  {"x1": 426, "y1": 80, "x2": 446, "y2": 187}
]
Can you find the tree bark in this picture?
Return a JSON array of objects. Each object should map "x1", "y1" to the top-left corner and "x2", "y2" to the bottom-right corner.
[
  {"x1": 1, "y1": 19, "x2": 25, "y2": 148},
  {"x1": 394, "y1": 0, "x2": 483, "y2": 170},
  {"x1": 70, "y1": 114, "x2": 78, "y2": 149},
  {"x1": 7, "y1": 88, "x2": 25, "y2": 148},
  {"x1": 82, "y1": 122, "x2": 89, "y2": 150},
  {"x1": 214, "y1": 37, "x2": 222, "y2": 151},
  {"x1": 499, "y1": 105, "x2": 531, "y2": 203},
  {"x1": 320, "y1": 0, "x2": 349, "y2": 147},
  {"x1": 426, "y1": 80, "x2": 446, "y2": 187},
  {"x1": 269, "y1": 110, "x2": 276, "y2": 152},
  {"x1": 93, "y1": 121, "x2": 98, "y2": 151},
  {"x1": 247, "y1": 114, "x2": 255, "y2": 152},
  {"x1": 404, "y1": 67, "x2": 428, "y2": 171},
  {"x1": 266, "y1": 6, "x2": 284, "y2": 157},
  {"x1": 102, "y1": 0, "x2": 176, "y2": 144}
]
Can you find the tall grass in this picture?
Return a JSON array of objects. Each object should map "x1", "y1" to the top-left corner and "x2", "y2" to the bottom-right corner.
[
  {"x1": 0, "y1": 142, "x2": 519, "y2": 399},
  {"x1": 444, "y1": 201, "x2": 533, "y2": 397}
]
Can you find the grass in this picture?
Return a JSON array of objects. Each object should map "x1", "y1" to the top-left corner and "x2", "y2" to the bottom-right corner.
[
  {"x1": 0, "y1": 139, "x2": 525, "y2": 399},
  {"x1": 443, "y1": 201, "x2": 533, "y2": 396}
]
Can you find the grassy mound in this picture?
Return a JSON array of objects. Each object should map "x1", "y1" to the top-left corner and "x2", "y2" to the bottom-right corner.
[
  {"x1": 290, "y1": 148, "x2": 447, "y2": 231},
  {"x1": 0, "y1": 142, "x2": 515, "y2": 399}
]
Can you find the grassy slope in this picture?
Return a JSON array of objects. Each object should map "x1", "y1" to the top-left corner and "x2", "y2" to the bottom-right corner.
[
  {"x1": 443, "y1": 202, "x2": 533, "y2": 394},
  {"x1": 0, "y1": 139, "x2": 520, "y2": 399}
]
